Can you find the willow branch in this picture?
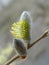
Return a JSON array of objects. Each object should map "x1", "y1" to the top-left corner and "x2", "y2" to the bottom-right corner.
[
  {"x1": 4, "y1": 55, "x2": 20, "y2": 65},
  {"x1": 28, "y1": 30, "x2": 49, "y2": 49},
  {"x1": 4, "y1": 30, "x2": 49, "y2": 65}
]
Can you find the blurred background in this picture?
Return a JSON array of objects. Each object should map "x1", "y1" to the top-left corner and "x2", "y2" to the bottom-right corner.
[{"x1": 0, "y1": 0, "x2": 49, "y2": 65}]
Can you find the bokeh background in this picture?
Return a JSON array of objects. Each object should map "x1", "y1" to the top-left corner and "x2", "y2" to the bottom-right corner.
[{"x1": 0, "y1": 0, "x2": 49, "y2": 65}]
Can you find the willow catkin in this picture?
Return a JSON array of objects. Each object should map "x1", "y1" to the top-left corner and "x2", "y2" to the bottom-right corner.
[{"x1": 10, "y1": 11, "x2": 31, "y2": 56}]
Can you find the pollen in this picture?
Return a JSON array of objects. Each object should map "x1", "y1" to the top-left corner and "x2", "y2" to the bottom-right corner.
[{"x1": 10, "y1": 20, "x2": 30, "y2": 40}]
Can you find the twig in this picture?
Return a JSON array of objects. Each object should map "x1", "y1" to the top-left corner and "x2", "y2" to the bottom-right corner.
[
  {"x1": 4, "y1": 30, "x2": 49, "y2": 65},
  {"x1": 28, "y1": 30, "x2": 49, "y2": 49},
  {"x1": 4, "y1": 55, "x2": 20, "y2": 65}
]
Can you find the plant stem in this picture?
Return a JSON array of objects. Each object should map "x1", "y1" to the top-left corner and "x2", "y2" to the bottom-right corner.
[
  {"x1": 4, "y1": 55, "x2": 20, "y2": 65},
  {"x1": 28, "y1": 30, "x2": 49, "y2": 49},
  {"x1": 4, "y1": 30, "x2": 49, "y2": 65}
]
